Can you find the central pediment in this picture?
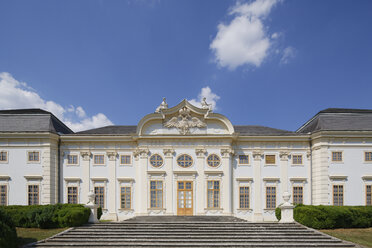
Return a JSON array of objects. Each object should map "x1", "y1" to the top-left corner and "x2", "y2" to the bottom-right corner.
[{"x1": 136, "y1": 99, "x2": 234, "y2": 136}]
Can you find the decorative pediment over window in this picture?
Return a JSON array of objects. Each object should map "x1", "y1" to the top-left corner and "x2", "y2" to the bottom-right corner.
[{"x1": 137, "y1": 99, "x2": 234, "y2": 136}]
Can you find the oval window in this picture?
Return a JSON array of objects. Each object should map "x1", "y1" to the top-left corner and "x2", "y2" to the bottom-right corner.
[
  {"x1": 207, "y1": 154, "x2": 221, "y2": 167},
  {"x1": 149, "y1": 154, "x2": 163, "y2": 167},
  {"x1": 177, "y1": 154, "x2": 193, "y2": 168}
]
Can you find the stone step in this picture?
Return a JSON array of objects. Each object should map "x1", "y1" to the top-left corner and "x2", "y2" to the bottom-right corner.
[
  {"x1": 73, "y1": 226, "x2": 308, "y2": 230},
  {"x1": 67, "y1": 230, "x2": 319, "y2": 234},
  {"x1": 33, "y1": 242, "x2": 356, "y2": 247},
  {"x1": 60, "y1": 234, "x2": 326, "y2": 238}
]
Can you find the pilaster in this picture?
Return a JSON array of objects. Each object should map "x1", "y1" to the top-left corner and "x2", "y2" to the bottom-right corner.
[
  {"x1": 195, "y1": 148, "x2": 207, "y2": 215},
  {"x1": 221, "y1": 148, "x2": 234, "y2": 215},
  {"x1": 134, "y1": 148, "x2": 149, "y2": 215},
  {"x1": 163, "y1": 148, "x2": 175, "y2": 215},
  {"x1": 106, "y1": 151, "x2": 118, "y2": 220},
  {"x1": 252, "y1": 150, "x2": 263, "y2": 221},
  {"x1": 80, "y1": 150, "x2": 91, "y2": 204},
  {"x1": 279, "y1": 150, "x2": 289, "y2": 194}
]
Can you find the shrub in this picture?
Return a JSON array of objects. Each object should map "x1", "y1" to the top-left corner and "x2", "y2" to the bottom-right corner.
[
  {"x1": 276, "y1": 205, "x2": 372, "y2": 229},
  {"x1": 97, "y1": 206, "x2": 102, "y2": 220},
  {"x1": 0, "y1": 204, "x2": 90, "y2": 229},
  {"x1": 0, "y1": 208, "x2": 18, "y2": 248}
]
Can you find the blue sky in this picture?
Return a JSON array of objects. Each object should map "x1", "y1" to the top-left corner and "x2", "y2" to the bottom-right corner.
[{"x1": 0, "y1": 0, "x2": 371, "y2": 132}]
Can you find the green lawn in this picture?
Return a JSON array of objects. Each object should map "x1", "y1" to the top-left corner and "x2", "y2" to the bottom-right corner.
[
  {"x1": 16, "y1": 227, "x2": 68, "y2": 247},
  {"x1": 321, "y1": 228, "x2": 372, "y2": 248}
]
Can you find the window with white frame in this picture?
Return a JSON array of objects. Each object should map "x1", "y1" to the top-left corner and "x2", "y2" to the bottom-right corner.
[
  {"x1": 0, "y1": 151, "x2": 8, "y2": 162},
  {"x1": 28, "y1": 185, "x2": 39, "y2": 205},
  {"x1": 333, "y1": 185, "x2": 344, "y2": 206},
  {"x1": 93, "y1": 155, "x2": 105, "y2": 165},
  {"x1": 266, "y1": 186, "x2": 276, "y2": 209},
  {"x1": 365, "y1": 152, "x2": 372, "y2": 162},
  {"x1": 94, "y1": 186, "x2": 105, "y2": 208},
  {"x1": 150, "y1": 181, "x2": 163, "y2": 208},
  {"x1": 293, "y1": 186, "x2": 303, "y2": 204},
  {"x1": 120, "y1": 155, "x2": 131, "y2": 165},
  {"x1": 28, "y1": 151, "x2": 40, "y2": 162},
  {"x1": 292, "y1": 155, "x2": 303, "y2": 165},
  {"x1": 120, "y1": 186, "x2": 131, "y2": 209},
  {"x1": 67, "y1": 186, "x2": 78, "y2": 204},
  {"x1": 67, "y1": 155, "x2": 78, "y2": 165},
  {"x1": 265, "y1": 155, "x2": 276, "y2": 165},
  {"x1": 238, "y1": 155, "x2": 249, "y2": 165},
  {"x1": 239, "y1": 186, "x2": 250, "y2": 209},
  {"x1": 332, "y1": 152, "x2": 343, "y2": 162},
  {"x1": 207, "y1": 180, "x2": 220, "y2": 208},
  {"x1": 366, "y1": 185, "x2": 371, "y2": 206},
  {"x1": 0, "y1": 185, "x2": 7, "y2": 206}
]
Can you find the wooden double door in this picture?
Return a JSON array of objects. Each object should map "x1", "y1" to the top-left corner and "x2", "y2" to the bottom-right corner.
[{"x1": 177, "y1": 181, "x2": 193, "y2": 216}]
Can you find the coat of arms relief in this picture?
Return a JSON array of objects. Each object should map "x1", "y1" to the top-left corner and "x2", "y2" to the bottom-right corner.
[{"x1": 163, "y1": 107, "x2": 206, "y2": 135}]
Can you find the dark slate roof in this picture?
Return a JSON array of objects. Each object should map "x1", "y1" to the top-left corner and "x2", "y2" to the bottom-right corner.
[
  {"x1": 297, "y1": 108, "x2": 372, "y2": 133},
  {"x1": 75, "y1": 125, "x2": 137, "y2": 135},
  {"x1": 234, "y1": 125, "x2": 298, "y2": 136},
  {"x1": 0, "y1": 109, "x2": 73, "y2": 134}
]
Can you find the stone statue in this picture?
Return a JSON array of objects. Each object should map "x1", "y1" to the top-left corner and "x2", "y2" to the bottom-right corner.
[
  {"x1": 201, "y1": 97, "x2": 211, "y2": 110},
  {"x1": 155, "y1": 97, "x2": 168, "y2": 113}
]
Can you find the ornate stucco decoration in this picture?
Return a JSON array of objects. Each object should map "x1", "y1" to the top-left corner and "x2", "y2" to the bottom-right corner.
[
  {"x1": 106, "y1": 151, "x2": 117, "y2": 161},
  {"x1": 80, "y1": 151, "x2": 91, "y2": 161},
  {"x1": 133, "y1": 148, "x2": 150, "y2": 160},
  {"x1": 279, "y1": 150, "x2": 290, "y2": 161},
  {"x1": 195, "y1": 148, "x2": 207, "y2": 157},
  {"x1": 252, "y1": 150, "x2": 263, "y2": 161},
  {"x1": 163, "y1": 148, "x2": 175, "y2": 157},
  {"x1": 163, "y1": 107, "x2": 206, "y2": 135},
  {"x1": 220, "y1": 148, "x2": 234, "y2": 158},
  {"x1": 155, "y1": 97, "x2": 168, "y2": 113}
]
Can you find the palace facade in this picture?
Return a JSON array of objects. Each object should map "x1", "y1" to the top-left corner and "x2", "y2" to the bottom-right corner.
[{"x1": 0, "y1": 99, "x2": 371, "y2": 221}]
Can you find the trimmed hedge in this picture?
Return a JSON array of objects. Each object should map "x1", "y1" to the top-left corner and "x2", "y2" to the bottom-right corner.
[
  {"x1": 97, "y1": 206, "x2": 102, "y2": 220},
  {"x1": 276, "y1": 204, "x2": 372, "y2": 229},
  {"x1": 0, "y1": 204, "x2": 90, "y2": 229},
  {"x1": 0, "y1": 208, "x2": 18, "y2": 248}
]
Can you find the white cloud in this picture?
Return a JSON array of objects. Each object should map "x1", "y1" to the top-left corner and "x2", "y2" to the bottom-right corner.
[
  {"x1": 189, "y1": 86, "x2": 220, "y2": 111},
  {"x1": 210, "y1": 0, "x2": 280, "y2": 70},
  {"x1": 280, "y1": 46, "x2": 296, "y2": 64},
  {"x1": 0, "y1": 72, "x2": 113, "y2": 132}
]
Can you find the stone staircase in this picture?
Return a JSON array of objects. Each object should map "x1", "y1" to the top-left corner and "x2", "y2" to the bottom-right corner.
[{"x1": 30, "y1": 216, "x2": 356, "y2": 248}]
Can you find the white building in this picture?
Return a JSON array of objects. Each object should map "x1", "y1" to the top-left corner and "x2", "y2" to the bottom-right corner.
[{"x1": 0, "y1": 99, "x2": 371, "y2": 221}]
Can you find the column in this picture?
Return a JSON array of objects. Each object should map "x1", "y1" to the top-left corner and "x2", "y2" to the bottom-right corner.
[
  {"x1": 195, "y1": 148, "x2": 207, "y2": 215},
  {"x1": 221, "y1": 148, "x2": 234, "y2": 215},
  {"x1": 253, "y1": 150, "x2": 263, "y2": 221},
  {"x1": 106, "y1": 151, "x2": 118, "y2": 220},
  {"x1": 134, "y1": 148, "x2": 149, "y2": 215},
  {"x1": 80, "y1": 150, "x2": 91, "y2": 204},
  {"x1": 279, "y1": 150, "x2": 289, "y2": 194},
  {"x1": 163, "y1": 148, "x2": 175, "y2": 215}
]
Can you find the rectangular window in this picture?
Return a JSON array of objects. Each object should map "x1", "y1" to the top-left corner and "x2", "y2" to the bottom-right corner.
[
  {"x1": 293, "y1": 186, "x2": 303, "y2": 205},
  {"x1": 265, "y1": 155, "x2": 276, "y2": 164},
  {"x1": 120, "y1": 187, "x2": 131, "y2": 209},
  {"x1": 120, "y1": 155, "x2": 131, "y2": 165},
  {"x1": 292, "y1": 155, "x2": 303, "y2": 165},
  {"x1": 67, "y1": 186, "x2": 78, "y2": 204},
  {"x1": 365, "y1": 152, "x2": 372, "y2": 162},
  {"x1": 94, "y1": 186, "x2": 105, "y2": 208},
  {"x1": 28, "y1": 185, "x2": 39, "y2": 205},
  {"x1": 332, "y1": 152, "x2": 342, "y2": 162},
  {"x1": 333, "y1": 185, "x2": 344, "y2": 206},
  {"x1": 0, "y1": 151, "x2": 7, "y2": 162},
  {"x1": 150, "y1": 181, "x2": 163, "y2": 208},
  {"x1": 239, "y1": 186, "x2": 250, "y2": 209},
  {"x1": 366, "y1": 185, "x2": 371, "y2": 206},
  {"x1": 207, "y1": 180, "x2": 220, "y2": 208},
  {"x1": 0, "y1": 185, "x2": 7, "y2": 206},
  {"x1": 94, "y1": 155, "x2": 105, "y2": 165},
  {"x1": 239, "y1": 155, "x2": 249, "y2": 164},
  {"x1": 28, "y1": 152, "x2": 40, "y2": 162},
  {"x1": 266, "y1": 186, "x2": 276, "y2": 209},
  {"x1": 67, "y1": 155, "x2": 78, "y2": 165}
]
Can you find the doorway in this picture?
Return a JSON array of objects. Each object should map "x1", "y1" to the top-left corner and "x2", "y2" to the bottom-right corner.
[{"x1": 177, "y1": 181, "x2": 193, "y2": 216}]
